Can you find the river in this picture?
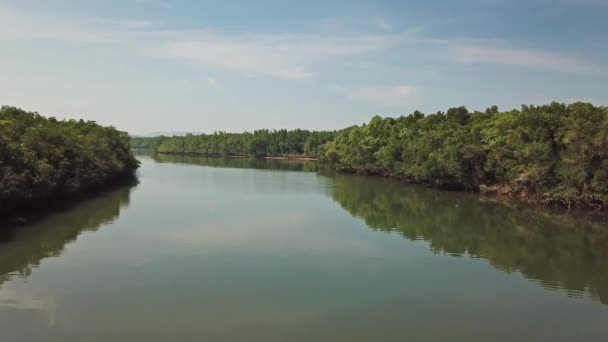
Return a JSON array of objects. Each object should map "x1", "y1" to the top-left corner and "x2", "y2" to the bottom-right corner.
[{"x1": 1, "y1": 153, "x2": 607, "y2": 341}]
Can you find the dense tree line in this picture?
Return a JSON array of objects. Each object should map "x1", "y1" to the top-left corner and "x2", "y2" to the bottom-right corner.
[
  {"x1": 0, "y1": 106, "x2": 139, "y2": 215},
  {"x1": 153, "y1": 152, "x2": 321, "y2": 173},
  {"x1": 141, "y1": 102, "x2": 608, "y2": 208},
  {"x1": 319, "y1": 102, "x2": 608, "y2": 208},
  {"x1": 151, "y1": 129, "x2": 335, "y2": 158},
  {"x1": 130, "y1": 136, "x2": 164, "y2": 150}
]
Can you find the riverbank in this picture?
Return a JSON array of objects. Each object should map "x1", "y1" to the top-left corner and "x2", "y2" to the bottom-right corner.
[
  {"x1": 331, "y1": 166, "x2": 608, "y2": 212},
  {"x1": 152, "y1": 148, "x2": 607, "y2": 212},
  {"x1": 319, "y1": 102, "x2": 608, "y2": 211},
  {"x1": 0, "y1": 106, "x2": 140, "y2": 221},
  {"x1": 136, "y1": 102, "x2": 608, "y2": 211},
  {"x1": 263, "y1": 156, "x2": 318, "y2": 161},
  {"x1": 154, "y1": 151, "x2": 318, "y2": 161},
  {"x1": 3, "y1": 152, "x2": 607, "y2": 341},
  {"x1": 1, "y1": 172, "x2": 139, "y2": 226}
]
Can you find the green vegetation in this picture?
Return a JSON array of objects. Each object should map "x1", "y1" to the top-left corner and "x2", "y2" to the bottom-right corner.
[
  {"x1": 149, "y1": 102, "x2": 608, "y2": 209},
  {"x1": 153, "y1": 152, "x2": 322, "y2": 173},
  {"x1": 130, "y1": 136, "x2": 164, "y2": 150},
  {"x1": 0, "y1": 106, "x2": 139, "y2": 215},
  {"x1": 152, "y1": 130, "x2": 335, "y2": 158},
  {"x1": 320, "y1": 102, "x2": 608, "y2": 208}
]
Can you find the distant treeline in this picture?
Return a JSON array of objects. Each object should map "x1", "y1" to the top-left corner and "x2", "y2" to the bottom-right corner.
[
  {"x1": 137, "y1": 102, "x2": 608, "y2": 208},
  {"x1": 0, "y1": 106, "x2": 139, "y2": 216},
  {"x1": 131, "y1": 136, "x2": 162, "y2": 150},
  {"x1": 137, "y1": 130, "x2": 336, "y2": 158}
]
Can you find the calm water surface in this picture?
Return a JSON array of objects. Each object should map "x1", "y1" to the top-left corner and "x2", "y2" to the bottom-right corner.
[{"x1": 1, "y1": 153, "x2": 607, "y2": 341}]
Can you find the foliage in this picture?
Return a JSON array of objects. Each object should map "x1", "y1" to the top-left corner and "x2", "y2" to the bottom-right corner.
[
  {"x1": 130, "y1": 136, "x2": 164, "y2": 150},
  {"x1": 137, "y1": 101, "x2": 608, "y2": 208},
  {"x1": 152, "y1": 152, "x2": 322, "y2": 172},
  {"x1": 153, "y1": 129, "x2": 335, "y2": 158},
  {"x1": 317, "y1": 102, "x2": 608, "y2": 208},
  {"x1": 0, "y1": 106, "x2": 139, "y2": 214}
]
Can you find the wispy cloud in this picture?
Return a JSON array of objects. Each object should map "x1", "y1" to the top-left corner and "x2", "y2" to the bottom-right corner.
[
  {"x1": 206, "y1": 77, "x2": 218, "y2": 88},
  {"x1": 135, "y1": 0, "x2": 173, "y2": 9},
  {"x1": 444, "y1": 42, "x2": 593, "y2": 74},
  {"x1": 116, "y1": 19, "x2": 159, "y2": 30},
  {"x1": 0, "y1": 4, "x2": 600, "y2": 83},
  {"x1": 375, "y1": 17, "x2": 392, "y2": 32},
  {"x1": 0, "y1": 8, "x2": 117, "y2": 44},
  {"x1": 149, "y1": 39, "x2": 314, "y2": 80},
  {"x1": 318, "y1": 15, "x2": 398, "y2": 33},
  {"x1": 0, "y1": 6, "x2": 391, "y2": 81},
  {"x1": 147, "y1": 34, "x2": 389, "y2": 80},
  {"x1": 329, "y1": 85, "x2": 420, "y2": 106}
]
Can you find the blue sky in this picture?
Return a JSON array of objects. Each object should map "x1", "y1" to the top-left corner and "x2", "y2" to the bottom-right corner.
[{"x1": 0, "y1": 0, "x2": 606, "y2": 134}]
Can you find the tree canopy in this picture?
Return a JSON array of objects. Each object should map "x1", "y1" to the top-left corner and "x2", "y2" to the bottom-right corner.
[
  {"x1": 151, "y1": 102, "x2": 608, "y2": 208},
  {"x1": 151, "y1": 129, "x2": 335, "y2": 158},
  {"x1": 318, "y1": 102, "x2": 608, "y2": 208},
  {"x1": 0, "y1": 106, "x2": 139, "y2": 215}
]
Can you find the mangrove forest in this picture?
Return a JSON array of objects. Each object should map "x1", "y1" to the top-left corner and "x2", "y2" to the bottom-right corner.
[
  {"x1": 0, "y1": 106, "x2": 139, "y2": 217},
  {"x1": 148, "y1": 102, "x2": 608, "y2": 209}
]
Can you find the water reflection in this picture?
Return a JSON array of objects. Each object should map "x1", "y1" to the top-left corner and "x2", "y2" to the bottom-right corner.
[
  {"x1": 327, "y1": 173, "x2": 608, "y2": 304},
  {"x1": 3, "y1": 152, "x2": 608, "y2": 315},
  {"x1": 152, "y1": 153, "x2": 322, "y2": 173},
  {"x1": 147, "y1": 154, "x2": 608, "y2": 305},
  {"x1": 0, "y1": 287, "x2": 58, "y2": 326},
  {"x1": 0, "y1": 182, "x2": 135, "y2": 287}
]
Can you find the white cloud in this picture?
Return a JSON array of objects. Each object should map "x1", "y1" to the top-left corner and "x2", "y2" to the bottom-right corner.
[
  {"x1": 445, "y1": 42, "x2": 593, "y2": 74},
  {"x1": 135, "y1": 0, "x2": 173, "y2": 9},
  {"x1": 149, "y1": 39, "x2": 314, "y2": 80},
  {"x1": 318, "y1": 15, "x2": 399, "y2": 33},
  {"x1": 146, "y1": 34, "x2": 389, "y2": 80},
  {"x1": 0, "y1": 8, "x2": 117, "y2": 44},
  {"x1": 375, "y1": 17, "x2": 392, "y2": 32},
  {"x1": 116, "y1": 19, "x2": 158, "y2": 30},
  {"x1": 0, "y1": 4, "x2": 600, "y2": 84},
  {"x1": 330, "y1": 85, "x2": 420, "y2": 106},
  {"x1": 206, "y1": 77, "x2": 218, "y2": 88},
  {"x1": 0, "y1": 6, "x2": 392, "y2": 81}
]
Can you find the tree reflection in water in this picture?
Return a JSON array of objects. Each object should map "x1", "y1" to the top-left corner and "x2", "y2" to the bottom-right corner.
[
  {"x1": 327, "y1": 173, "x2": 608, "y2": 304},
  {"x1": 0, "y1": 181, "x2": 136, "y2": 287}
]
